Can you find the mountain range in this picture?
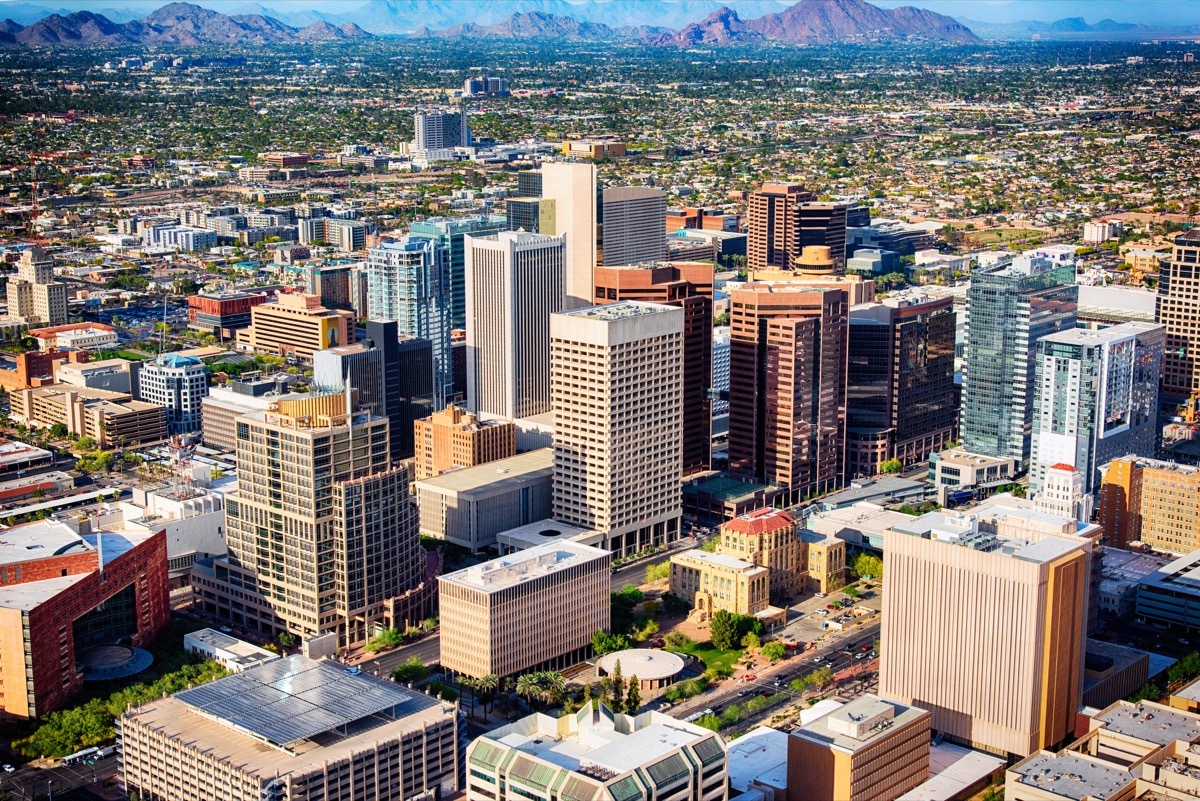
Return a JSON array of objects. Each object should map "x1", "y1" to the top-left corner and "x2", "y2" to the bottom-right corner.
[
  {"x1": 0, "y1": 0, "x2": 981, "y2": 47},
  {"x1": 0, "y1": 2, "x2": 369, "y2": 45}
]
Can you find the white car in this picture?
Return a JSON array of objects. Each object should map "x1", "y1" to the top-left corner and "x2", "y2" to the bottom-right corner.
[
  {"x1": 818, "y1": 609, "x2": 830, "y2": 617},
  {"x1": 814, "y1": 592, "x2": 826, "y2": 598},
  {"x1": 812, "y1": 655, "x2": 825, "y2": 664},
  {"x1": 2, "y1": 764, "x2": 15, "y2": 773}
]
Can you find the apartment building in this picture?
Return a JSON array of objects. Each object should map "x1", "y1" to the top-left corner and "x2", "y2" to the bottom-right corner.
[
  {"x1": 236, "y1": 293, "x2": 354, "y2": 362},
  {"x1": 550, "y1": 302, "x2": 684, "y2": 555},
  {"x1": 1100, "y1": 456, "x2": 1200, "y2": 552},
  {"x1": 439, "y1": 541, "x2": 610, "y2": 678},
  {"x1": 6, "y1": 247, "x2": 67, "y2": 326},
  {"x1": 728, "y1": 283, "x2": 849, "y2": 505},
  {"x1": 466, "y1": 704, "x2": 727, "y2": 801},
  {"x1": 191, "y1": 393, "x2": 423, "y2": 647},
  {"x1": 593, "y1": 262, "x2": 714, "y2": 475},
  {"x1": 880, "y1": 508, "x2": 1093, "y2": 758},
  {"x1": 464, "y1": 231, "x2": 566, "y2": 420},
  {"x1": 413, "y1": 404, "x2": 516, "y2": 481},
  {"x1": 120, "y1": 655, "x2": 461, "y2": 801},
  {"x1": 1029, "y1": 322, "x2": 1164, "y2": 496},
  {"x1": 788, "y1": 695, "x2": 931, "y2": 801}
]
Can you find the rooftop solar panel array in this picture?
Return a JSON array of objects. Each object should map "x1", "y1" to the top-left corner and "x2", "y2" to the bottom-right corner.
[{"x1": 176, "y1": 655, "x2": 413, "y2": 746}]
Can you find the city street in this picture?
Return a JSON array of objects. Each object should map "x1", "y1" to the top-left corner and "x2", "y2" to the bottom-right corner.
[{"x1": 0, "y1": 757, "x2": 120, "y2": 801}]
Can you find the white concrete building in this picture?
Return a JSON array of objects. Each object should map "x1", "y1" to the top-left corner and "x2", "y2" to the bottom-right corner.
[
  {"x1": 183, "y1": 628, "x2": 279, "y2": 672},
  {"x1": 135, "y1": 353, "x2": 209, "y2": 435}
]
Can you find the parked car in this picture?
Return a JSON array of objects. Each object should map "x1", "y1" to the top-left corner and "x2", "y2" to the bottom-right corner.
[
  {"x1": 817, "y1": 609, "x2": 829, "y2": 617},
  {"x1": 2, "y1": 764, "x2": 15, "y2": 774},
  {"x1": 814, "y1": 592, "x2": 826, "y2": 598},
  {"x1": 344, "y1": 666, "x2": 362, "y2": 676},
  {"x1": 826, "y1": 604, "x2": 839, "y2": 610},
  {"x1": 738, "y1": 689, "x2": 750, "y2": 696}
]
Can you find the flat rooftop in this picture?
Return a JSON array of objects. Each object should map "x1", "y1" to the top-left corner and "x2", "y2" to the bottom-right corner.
[
  {"x1": 673, "y1": 549, "x2": 764, "y2": 573},
  {"x1": 821, "y1": 476, "x2": 925, "y2": 508},
  {"x1": 683, "y1": 472, "x2": 778, "y2": 503},
  {"x1": 1011, "y1": 752, "x2": 1132, "y2": 801},
  {"x1": 897, "y1": 740, "x2": 1006, "y2": 801},
  {"x1": 1093, "y1": 702, "x2": 1200, "y2": 747},
  {"x1": 185, "y1": 628, "x2": 279, "y2": 667},
  {"x1": 0, "y1": 572, "x2": 89, "y2": 611},
  {"x1": 561, "y1": 300, "x2": 676, "y2": 321},
  {"x1": 0, "y1": 440, "x2": 52, "y2": 466},
  {"x1": 793, "y1": 694, "x2": 929, "y2": 755},
  {"x1": 0, "y1": 518, "x2": 91, "y2": 566},
  {"x1": 440, "y1": 540, "x2": 610, "y2": 593},
  {"x1": 725, "y1": 726, "x2": 788, "y2": 792},
  {"x1": 414, "y1": 448, "x2": 553, "y2": 496}
]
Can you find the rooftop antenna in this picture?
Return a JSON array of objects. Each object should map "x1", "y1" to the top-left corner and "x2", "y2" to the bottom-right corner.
[{"x1": 159, "y1": 294, "x2": 168, "y2": 354}]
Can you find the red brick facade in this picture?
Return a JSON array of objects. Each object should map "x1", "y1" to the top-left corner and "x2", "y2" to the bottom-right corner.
[
  {"x1": 19, "y1": 531, "x2": 169, "y2": 718},
  {"x1": 0, "y1": 550, "x2": 97, "y2": 585}
]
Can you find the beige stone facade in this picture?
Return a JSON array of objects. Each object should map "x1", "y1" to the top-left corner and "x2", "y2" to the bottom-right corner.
[
  {"x1": 413, "y1": 404, "x2": 516, "y2": 481},
  {"x1": 1100, "y1": 455, "x2": 1200, "y2": 553},
  {"x1": 787, "y1": 695, "x2": 932, "y2": 801},
  {"x1": 669, "y1": 549, "x2": 771, "y2": 619},
  {"x1": 6, "y1": 247, "x2": 67, "y2": 326},
  {"x1": 719, "y1": 509, "x2": 804, "y2": 602},
  {"x1": 439, "y1": 541, "x2": 610, "y2": 678},
  {"x1": 10, "y1": 384, "x2": 167, "y2": 447},
  {"x1": 800, "y1": 530, "x2": 846, "y2": 593},
  {"x1": 236, "y1": 293, "x2": 354, "y2": 361}
]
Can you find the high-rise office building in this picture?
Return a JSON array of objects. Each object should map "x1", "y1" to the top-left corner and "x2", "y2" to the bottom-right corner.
[
  {"x1": 464, "y1": 231, "x2": 566, "y2": 420},
  {"x1": 6, "y1": 246, "x2": 67, "y2": 326},
  {"x1": 236, "y1": 293, "x2": 355, "y2": 362},
  {"x1": 747, "y1": 182, "x2": 817, "y2": 272},
  {"x1": 1158, "y1": 229, "x2": 1200, "y2": 406},
  {"x1": 847, "y1": 290, "x2": 958, "y2": 478},
  {"x1": 515, "y1": 170, "x2": 542, "y2": 197},
  {"x1": 505, "y1": 197, "x2": 554, "y2": 234},
  {"x1": 542, "y1": 161, "x2": 598, "y2": 309},
  {"x1": 594, "y1": 262, "x2": 714, "y2": 475},
  {"x1": 550, "y1": 302, "x2": 684, "y2": 554},
  {"x1": 414, "y1": 108, "x2": 470, "y2": 150},
  {"x1": 408, "y1": 214, "x2": 508, "y2": 330},
  {"x1": 298, "y1": 263, "x2": 353, "y2": 311},
  {"x1": 1100, "y1": 456, "x2": 1200, "y2": 552},
  {"x1": 798, "y1": 201, "x2": 851, "y2": 272},
  {"x1": 961, "y1": 256, "x2": 1078, "y2": 466},
  {"x1": 367, "y1": 237, "x2": 452, "y2": 407},
  {"x1": 413, "y1": 404, "x2": 516, "y2": 481},
  {"x1": 1029, "y1": 322, "x2": 1164, "y2": 496},
  {"x1": 600, "y1": 186, "x2": 667, "y2": 266},
  {"x1": 728, "y1": 283, "x2": 849, "y2": 505},
  {"x1": 312, "y1": 320, "x2": 435, "y2": 462},
  {"x1": 712, "y1": 326, "x2": 730, "y2": 416},
  {"x1": 190, "y1": 393, "x2": 423, "y2": 647},
  {"x1": 439, "y1": 541, "x2": 610, "y2": 678},
  {"x1": 880, "y1": 509, "x2": 1092, "y2": 758},
  {"x1": 134, "y1": 353, "x2": 210, "y2": 435}
]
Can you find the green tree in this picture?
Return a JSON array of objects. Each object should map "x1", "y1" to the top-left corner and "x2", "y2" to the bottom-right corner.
[
  {"x1": 609, "y1": 660, "x2": 624, "y2": 711},
  {"x1": 695, "y1": 714, "x2": 721, "y2": 732},
  {"x1": 808, "y1": 666, "x2": 834, "y2": 691},
  {"x1": 710, "y1": 609, "x2": 738, "y2": 650},
  {"x1": 852, "y1": 553, "x2": 884, "y2": 580},
  {"x1": 592, "y1": 629, "x2": 634, "y2": 655},
  {"x1": 699, "y1": 537, "x2": 719, "y2": 553},
  {"x1": 1169, "y1": 652, "x2": 1200, "y2": 685},
  {"x1": 761, "y1": 642, "x2": 785, "y2": 661},
  {"x1": 664, "y1": 631, "x2": 695, "y2": 651},
  {"x1": 645, "y1": 561, "x2": 670, "y2": 582},
  {"x1": 516, "y1": 673, "x2": 539, "y2": 709},
  {"x1": 278, "y1": 632, "x2": 296, "y2": 648},
  {"x1": 880, "y1": 458, "x2": 902, "y2": 474},
  {"x1": 625, "y1": 676, "x2": 641, "y2": 712},
  {"x1": 49, "y1": 422, "x2": 68, "y2": 439},
  {"x1": 740, "y1": 631, "x2": 761, "y2": 650},
  {"x1": 390, "y1": 656, "x2": 428, "y2": 683},
  {"x1": 364, "y1": 628, "x2": 402, "y2": 652}
]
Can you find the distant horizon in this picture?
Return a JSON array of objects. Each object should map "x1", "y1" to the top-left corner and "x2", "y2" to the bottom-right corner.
[{"x1": 2, "y1": 0, "x2": 1199, "y2": 30}]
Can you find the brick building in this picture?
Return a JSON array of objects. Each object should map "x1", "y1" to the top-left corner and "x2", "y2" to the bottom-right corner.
[{"x1": 0, "y1": 521, "x2": 169, "y2": 719}]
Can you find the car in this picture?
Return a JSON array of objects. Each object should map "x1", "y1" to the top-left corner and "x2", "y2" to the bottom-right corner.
[
  {"x1": 812, "y1": 655, "x2": 825, "y2": 664},
  {"x1": 345, "y1": 666, "x2": 363, "y2": 676},
  {"x1": 1181, "y1": 638, "x2": 1192, "y2": 645},
  {"x1": 814, "y1": 592, "x2": 826, "y2": 598},
  {"x1": 855, "y1": 653, "x2": 865, "y2": 660},
  {"x1": 826, "y1": 604, "x2": 839, "y2": 610},
  {"x1": 860, "y1": 645, "x2": 870, "y2": 652},
  {"x1": 818, "y1": 609, "x2": 829, "y2": 617},
  {"x1": 737, "y1": 689, "x2": 750, "y2": 696},
  {"x1": 219, "y1": 626, "x2": 233, "y2": 633},
  {"x1": 868, "y1": 651, "x2": 878, "y2": 659},
  {"x1": 2, "y1": 764, "x2": 14, "y2": 773}
]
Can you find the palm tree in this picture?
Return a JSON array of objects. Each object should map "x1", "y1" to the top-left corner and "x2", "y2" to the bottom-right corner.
[
  {"x1": 516, "y1": 673, "x2": 538, "y2": 712},
  {"x1": 478, "y1": 673, "x2": 499, "y2": 714},
  {"x1": 539, "y1": 671, "x2": 566, "y2": 709}
]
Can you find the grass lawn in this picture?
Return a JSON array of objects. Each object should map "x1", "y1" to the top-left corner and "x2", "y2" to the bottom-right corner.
[
  {"x1": 969, "y1": 228, "x2": 1043, "y2": 244},
  {"x1": 669, "y1": 640, "x2": 743, "y2": 674}
]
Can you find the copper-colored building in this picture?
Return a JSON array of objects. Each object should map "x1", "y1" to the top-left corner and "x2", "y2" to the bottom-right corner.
[
  {"x1": 728, "y1": 283, "x2": 849, "y2": 505},
  {"x1": 747, "y1": 182, "x2": 817, "y2": 272},
  {"x1": 788, "y1": 695, "x2": 931, "y2": 801},
  {"x1": 1100, "y1": 455, "x2": 1200, "y2": 552},
  {"x1": 413, "y1": 404, "x2": 517, "y2": 481},
  {"x1": 594, "y1": 262, "x2": 714, "y2": 475}
]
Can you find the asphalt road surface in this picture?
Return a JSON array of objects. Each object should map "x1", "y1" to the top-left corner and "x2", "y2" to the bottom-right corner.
[{"x1": 0, "y1": 756, "x2": 119, "y2": 801}]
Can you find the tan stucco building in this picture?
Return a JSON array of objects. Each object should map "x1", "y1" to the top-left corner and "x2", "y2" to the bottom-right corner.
[
  {"x1": 669, "y1": 549, "x2": 785, "y2": 627},
  {"x1": 719, "y1": 509, "x2": 804, "y2": 602},
  {"x1": 788, "y1": 695, "x2": 931, "y2": 801},
  {"x1": 413, "y1": 404, "x2": 516, "y2": 481},
  {"x1": 235, "y1": 293, "x2": 354, "y2": 361},
  {"x1": 439, "y1": 540, "x2": 610, "y2": 678},
  {"x1": 800, "y1": 529, "x2": 846, "y2": 593}
]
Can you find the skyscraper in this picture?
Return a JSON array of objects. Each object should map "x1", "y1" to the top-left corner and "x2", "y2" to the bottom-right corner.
[
  {"x1": 1158, "y1": 229, "x2": 1200, "y2": 407},
  {"x1": 747, "y1": 182, "x2": 817, "y2": 272},
  {"x1": 880, "y1": 508, "x2": 1092, "y2": 758},
  {"x1": 190, "y1": 393, "x2": 423, "y2": 647},
  {"x1": 464, "y1": 231, "x2": 566, "y2": 420},
  {"x1": 550, "y1": 302, "x2": 684, "y2": 554},
  {"x1": 367, "y1": 237, "x2": 452, "y2": 407},
  {"x1": 312, "y1": 320, "x2": 435, "y2": 462},
  {"x1": 1030, "y1": 322, "x2": 1164, "y2": 496},
  {"x1": 408, "y1": 214, "x2": 508, "y2": 331},
  {"x1": 728, "y1": 283, "x2": 849, "y2": 505},
  {"x1": 593, "y1": 262, "x2": 714, "y2": 475},
  {"x1": 797, "y1": 201, "x2": 851, "y2": 272},
  {"x1": 847, "y1": 290, "x2": 957, "y2": 478},
  {"x1": 414, "y1": 109, "x2": 470, "y2": 150},
  {"x1": 542, "y1": 161, "x2": 598, "y2": 308},
  {"x1": 961, "y1": 256, "x2": 1078, "y2": 466},
  {"x1": 600, "y1": 186, "x2": 667, "y2": 266}
]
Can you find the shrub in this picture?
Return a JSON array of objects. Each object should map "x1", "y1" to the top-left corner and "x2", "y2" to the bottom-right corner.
[
  {"x1": 664, "y1": 631, "x2": 695, "y2": 651},
  {"x1": 645, "y1": 562, "x2": 670, "y2": 582},
  {"x1": 761, "y1": 642, "x2": 785, "y2": 662},
  {"x1": 391, "y1": 656, "x2": 428, "y2": 684}
]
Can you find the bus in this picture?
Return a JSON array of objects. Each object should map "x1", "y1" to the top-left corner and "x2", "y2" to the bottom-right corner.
[{"x1": 62, "y1": 747, "x2": 99, "y2": 766}]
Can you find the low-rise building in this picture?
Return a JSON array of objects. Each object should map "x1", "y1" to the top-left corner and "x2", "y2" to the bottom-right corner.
[
  {"x1": 800, "y1": 529, "x2": 846, "y2": 594},
  {"x1": 10, "y1": 384, "x2": 167, "y2": 447},
  {"x1": 415, "y1": 448, "x2": 553, "y2": 551},
  {"x1": 56, "y1": 357, "x2": 134, "y2": 393},
  {"x1": 788, "y1": 694, "x2": 932, "y2": 801},
  {"x1": 465, "y1": 704, "x2": 726, "y2": 801},
  {"x1": 928, "y1": 448, "x2": 1019, "y2": 504},
  {"x1": 0, "y1": 521, "x2": 169, "y2": 719},
  {"x1": 199, "y1": 382, "x2": 280, "y2": 451},
  {"x1": 439, "y1": 540, "x2": 610, "y2": 678},
  {"x1": 182, "y1": 628, "x2": 279, "y2": 673},
  {"x1": 718, "y1": 509, "x2": 804, "y2": 602},
  {"x1": 1137, "y1": 549, "x2": 1200, "y2": 630},
  {"x1": 669, "y1": 549, "x2": 784, "y2": 626},
  {"x1": 28, "y1": 322, "x2": 118, "y2": 351},
  {"x1": 120, "y1": 655, "x2": 461, "y2": 801},
  {"x1": 413, "y1": 404, "x2": 516, "y2": 481},
  {"x1": 236, "y1": 293, "x2": 354, "y2": 361}
]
